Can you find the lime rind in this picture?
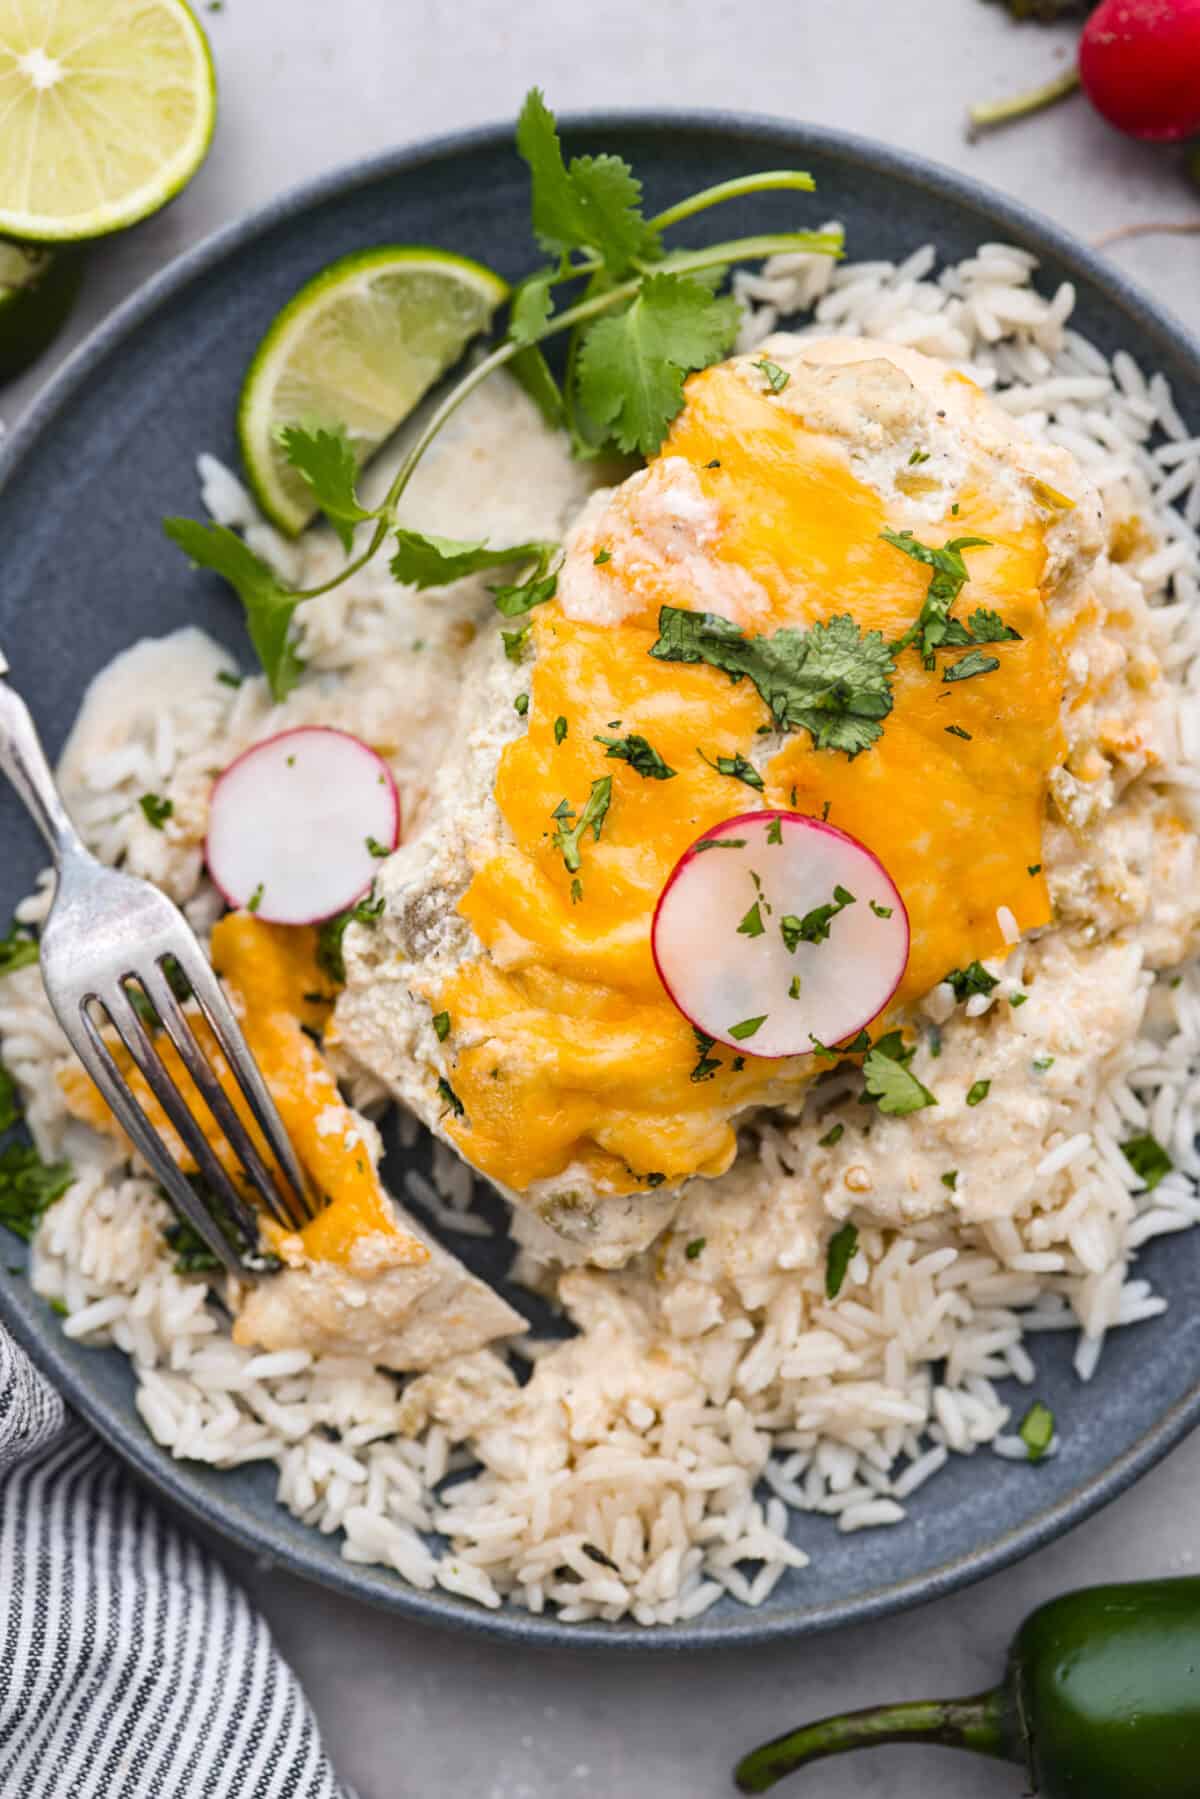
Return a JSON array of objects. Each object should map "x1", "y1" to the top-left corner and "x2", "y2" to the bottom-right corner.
[
  {"x1": 0, "y1": 0, "x2": 216, "y2": 243},
  {"x1": 237, "y1": 246, "x2": 509, "y2": 537}
]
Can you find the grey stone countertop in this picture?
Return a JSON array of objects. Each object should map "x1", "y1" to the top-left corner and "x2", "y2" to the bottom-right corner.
[{"x1": 7, "y1": 1, "x2": 1199, "y2": 1793}]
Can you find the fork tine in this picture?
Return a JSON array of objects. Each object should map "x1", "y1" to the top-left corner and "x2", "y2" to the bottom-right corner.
[
  {"x1": 139, "y1": 961, "x2": 305, "y2": 1233},
  {"x1": 167, "y1": 948, "x2": 314, "y2": 1222},
  {"x1": 75, "y1": 1001, "x2": 247, "y2": 1279},
  {"x1": 98, "y1": 984, "x2": 268, "y2": 1253}
]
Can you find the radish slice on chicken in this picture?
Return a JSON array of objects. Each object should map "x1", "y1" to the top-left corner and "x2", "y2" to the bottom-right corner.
[
  {"x1": 651, "y1": 811, "x2": 909, "y2": 1059},
  {"x1": 206, "y1": 726, "x2": 399, "y2": 925}
]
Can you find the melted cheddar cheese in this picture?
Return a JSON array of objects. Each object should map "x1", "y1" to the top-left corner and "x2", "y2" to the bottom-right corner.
[
  {"x1": 61, "y1": 914, "x2": 426, "y2": 1271},
  {"x1": 433, "y1": 358, "x2": 1065, "y2": 1198}
]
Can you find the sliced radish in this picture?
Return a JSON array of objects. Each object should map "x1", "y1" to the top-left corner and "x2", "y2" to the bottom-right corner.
[
  {"x1": 206, "y1": 726, "x2": 399, "y2": 925},
  {"x1": 651, "y1": 811, "x2": 909, "y2": 1059}
]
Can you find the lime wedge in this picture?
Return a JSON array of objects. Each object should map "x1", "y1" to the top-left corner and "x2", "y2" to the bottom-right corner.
[
  {"x1": 0, "y1": 243, "x2": 83, "y2": 380},
  {"x1": 0, "y1": 0, "x2": 215, "y2": 243},
  {"x1": 237, "y1": 247, "x2": 509, "y2": 537}
]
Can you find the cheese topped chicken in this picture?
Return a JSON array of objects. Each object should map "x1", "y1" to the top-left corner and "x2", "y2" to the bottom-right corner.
[{"x1": 336, "y1": 335, "x2": 1155, "y2": 1266}]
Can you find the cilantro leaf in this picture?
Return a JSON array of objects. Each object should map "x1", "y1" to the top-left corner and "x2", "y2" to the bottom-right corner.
[
  {"x1": 882, "y1": 530, "x2": 993, "y2": 662},
  {"x1": 0, "y1": 924, "x2": 38, "y2": 978},
  {"x1": 552, "y1": 777, "x2": 613, "y2": 875},
  {"x1": 729, "y1": 1015, "x2": 767, "y2": 1041},
  {"x1": 690, "y1": 1029, "x2": 722, "y2": 1083},
  {"x1": 437, "y1": 1076, "x2": 466, "y2": 1119},
  {"x1": 139, "y1": 793, "x2": 173, "y2": 831},
  {"x1": 164, "y1": 519, "x2": 304, "y2": 702},
  {"x1": 576, "y1": 273, "x2": 740, "y2": 456},
  {"x1": 944, "y1": 650, "x2": 1001, "y2": 684},
  {"x1": 390, "y1": 530, "x2": 556, "y2": 592},
  {"x1": 1121, "y1": 1133, "x2": 1172, "y2": 1190},
  {"x1": 509, "y1": 271, "x2": 556, "y2": 346},
  {"x1": 515, "y1": 88, "x2": 660, "y2": 277},
  {"x1": 825, "y1": 1222, "x2": 858, "y2": 1299},
  {"x1": 737, "y1": 901, "x2": 765, "y2": 938},
  {"x1": 502, "y1": 625, "x2": 530, "y2": 663},
  {"x1": 698, "y1": 749, "x2": 765, "y2": 791},
  {"x1": 944, "y1": 961, "x2": 999, "y2": 1002},
  {"x1": 863, "y1": 1039, "x2": 938, "y2": 1116},
  {"x1": 685, "y1": 1237, "x2": 706, "y2": 1260},
  {"x1": 278, "y1": 424, "x2": 374, "y2": 552},
  {"x1": 315, "y1": 889, "x2": 385, "y2": 986},
  {"x1": 966, "y1": 1079, "x2": 991, "y2": 1106},
  {"x1": 754, "y1": 358, "x2": 791, "y2": 394},
  {"x1": 651, "y1": 607, "x2": 894, "y2": 760},
  {"x1": 967, "y1": 606, "x2": 1022, "y2": 644},
  {"x1": 780, "y1": 885, "x2": 856, "y2": 950},
  {"x1": 0, "y1": 1143, "x2": 73, "y2": 1244},
  {"x1": 596, "y1": 733, "x2": 676, "y2": 780},
  {"x1": 493, "y1": 564, "x2": 559, "y2": 618}
]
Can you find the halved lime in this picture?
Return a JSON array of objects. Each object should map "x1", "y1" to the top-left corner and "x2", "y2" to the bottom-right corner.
[
  {"x1": 0, "y1": 0, "x2": 216, "y2": 243},
  {"x1": 0, "y1": 243, "x2": 83, "y2": 380},
  {"x1": 237, "y1": 247, "x2": 509, "y2": 537}
]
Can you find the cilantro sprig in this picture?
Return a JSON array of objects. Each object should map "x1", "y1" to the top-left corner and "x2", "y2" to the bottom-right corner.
[
  {"x1": 881, "y1": 530, "x2": 1020, "y2": 671},
  {"x1": 552, "y1": 777, "x2": 613, "y2": 878},
  {"x1": 164, "y1": 91, "x2": 842, "y2": 699}
]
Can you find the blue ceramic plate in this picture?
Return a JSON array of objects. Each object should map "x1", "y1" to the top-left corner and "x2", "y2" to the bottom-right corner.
[{"x1": 1, "y1": 116, "x2": 1198, "y2": 1650}]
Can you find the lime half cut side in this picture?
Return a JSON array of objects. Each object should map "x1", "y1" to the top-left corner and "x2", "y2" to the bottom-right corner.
[
  {"x1": 0, "y1": 0, "x2": 216, "y2": 242},
  {"x1": 237, "y1": 246, "x2": 509, "y2": 538}
]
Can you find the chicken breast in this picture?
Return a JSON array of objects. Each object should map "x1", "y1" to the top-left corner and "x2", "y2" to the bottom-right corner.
[{"x1": 334, "y1": 335, "x2": 1139, "y2": 1268}]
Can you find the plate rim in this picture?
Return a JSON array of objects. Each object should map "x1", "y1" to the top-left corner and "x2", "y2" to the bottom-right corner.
[{"x1": 2, "y1": 109, "x2": 1199, "y2": 1652}]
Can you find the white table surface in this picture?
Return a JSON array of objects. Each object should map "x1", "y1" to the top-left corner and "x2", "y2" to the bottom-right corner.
[{"x1": 8, "y1": 3, "x2": 1200, "y2": 1795}]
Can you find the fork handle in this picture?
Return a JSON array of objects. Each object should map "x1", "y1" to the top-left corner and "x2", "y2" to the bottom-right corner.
[{"x1": 0, "y1": 672, "x2": 86, "y2": 864}]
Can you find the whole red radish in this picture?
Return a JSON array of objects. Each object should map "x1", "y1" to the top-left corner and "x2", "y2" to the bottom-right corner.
[{"x1": 1079, "y1": 0, "x2": 1200, "y2": 141}]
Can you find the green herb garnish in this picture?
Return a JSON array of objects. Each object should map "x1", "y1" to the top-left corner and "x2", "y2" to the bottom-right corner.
[
  {"x1": 1120, "y1": 1133, "x2": 1172, "y2": 1190},
  {"x1": 552, "y1": 776, "x2": 613, "y2": 875},
  {"x1": 825, "y1": 1222, "x2": 858, "y2": 1299},
  {"x1": 945, "y1": 724, "x2": 972, "y2": 741},
  {"x1": 818, "y1": 1122, "x2": 844, "y2": 1147},
  {"x1": 554, "y1": 716, "x2": 568, "y2": 745},
  {"x1": 941, "y1": 1170, "x2": 958, "y2": 1190},
  {"x1": 514, "y1": 692, "x2": 530, "y2": 716},
  {"x1": 966, "y1": 1079, "x2": 991, "y2": 1106},
  {"x1": 246, "y1": 883, "x2": 264, "y2": 914},
  {"x1": 596, "y1": 732, "x2": 676, "y2": 779},
  {"x1": 593, "y1": 547, "x2": 612, "y2": 565},
  {"x1": 366, "y1": 835, "x2": 391, "y2": 859},
  {"x1": 766, "y1": 815, "x2": 783, "y2": 845},
  {"x1": 690, "y1": 1028, "x2": 723, "y2": 1083},
  {"x1": 685, "y1": 1237, "x2": 706, "y2": 1260},
  {"x1": 0, "y1": 1144, "x2": 73, "y2": 1243},
  {"x1": 729, "y1": 1015, "x2": 767, "y2": 1041},
  {"x1": 754, "y1": 357, "x2": 791, "y2": 393},
  {"x1": 788, "y1": 975, "x2": 802, "y2": 999},
  {"x1": 432, "y1": 1011, "x2": 451, "y2": 1042},
  {"x1": 863, "y1": 1036, "x2": 937, "y2": 1116},
  {"x1": 139, "y1": 793, "x2": 174, "y2": 830},
  {"x1": 698, "y1": 748, "x2": 765, "y2": 791},
  {"x1": 882, "y1": 530, "x2": 1000, "y2": 664},
  {"x1": 502, "y1": 624, "x2": 531, "y2": 662},
  {"x1": 0, "y1": 923, "x2": 38, "y2": 977},
  {"x1": 945, "y1": 961, "x2": 998, "y2": 1002},
  {"x1": 0, "y1": 1065, "x2": 19, "y2": 1133},
  {"x1": 869, "y1": 899, "x2": 893, "y2": 918},
  {"x1": 315, "y1": 889, "x2": 385, "y2": 986},
  {"x1": 437, "y1": 1077, "x2": 466, "y2": 1119},
  {"x1": 780, "y1": 885, "x2": 855, "y2": 950},
  {"x1": 737, "y1": 902, "x2": 765, "y2": 939},
  {"x1": 944, "y1": 650, "x2": 1002, "y2": 684},
  {"x1": 694, "y1": 837, "x2": 747, "y2": 853}
]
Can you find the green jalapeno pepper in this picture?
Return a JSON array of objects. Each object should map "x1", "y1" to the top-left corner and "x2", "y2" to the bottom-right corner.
[{"x1": 735, "y1": 1578, "x2": 1200, "y2": 1796}]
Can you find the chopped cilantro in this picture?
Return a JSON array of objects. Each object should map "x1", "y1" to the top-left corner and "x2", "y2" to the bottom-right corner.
[
  {"x1": 0, "y1": 923, "x2": 38, "y2": 977},
  {"x1": 437, "y1": 1077, "x2": 466, "y2": 1119},
  {"x1": 737, "y1": 902, "x2": 766, "y2": 939},
  {"x1": 139, "y1": 793, "x2": 173, "y2": 830},
  {"x1": 593, "y1": 547, "x2": 612, "y2": 565},
  {"x1": 1032, "y1": 1056, "x2": 1055, "y2": 1073},
  {"x1": 216, "y1": 669, "x2": 243, "y2": 689},
  {"x1": 706, "y1": 458, "x2": 721, "y2": 469},
  {"x1": 729, "y1": 1015, "x2": 767, "y2": 1041},
  {"x1": 863, "y1": 1036, "x2": 937, "y2": 1116},
  {"x1": 788, "y1": 974, "x2": 802, "y2": 999},
  {"x1": 432, "y1": 1011, "x2": 451, "y2": 1042},
  {"x1": 943, "y1": 650, "x2": 1001, "y2": 684},
  {"x1": 685, "y1": 1237, "x2": 706, "y2": 1260},
  {"x1": 690, "y1": 1029, "x2": 723, "y2": 1083},
  {"x1": 0, "y1": 1143, "x2": 73, "y2": 1243},
  {"x1": 246, "y1": 883, "x2": 264, "y2": 914},
  {"x1": 908, "y1": 449, "x2": 930, "y2": 466},
  {"x1": 698, "y1": 747, "x2": 765, "y2": 790},
  {"x1": 1028, "y1": 864, "x2": 1042, "y2": 876},
  {"x1": 0, "y1": 1065, "x2": 19, "y2": 1132},
  {"x1": 650, "y1": 606, "x2": 895, "y2": 760},
  {"x1": 780, "y1": 885, "x2": 855, "y2": 950},
  {"x1": 552, "y1": 776, "x2": 613, "y2": 874},
  {"x1": 502, "y1": 624, "x2": 531, "y2": 662},
  {"x1": 596, "y1": 732, "x2": 676, "y2": 779},
  {"x1": 514, "y1": 692, "x2": 530, "y2": 716},
  {"x1": 929, "y1": 1026, "x2": 943, "y2": 1058},
  {"x1": 754, "y1": 358, "x2": 791, "y2": 393},
  {"x1": 276, "y1": 423, "x2": 374, "y2": 550},
  {"x1": 1009, "y1": 992, "x2": 1028, "y2": 1008},
  {"x1": 941, "y1": 1169, "x2": 958, "y2": 1190},
  {"x1": 366, "y1": 835, "x2": 391, "y2": 859},
  {"x1": 315, "y1": 889, "x2": 385, "y2": 985},
  {"x1": 694, "y1": 837, "x2": 747, "y2": 853},
  {"x1": 766, "y1": 815, "x2": 783, "y2": 845},
  {"x1": 945, "y1": 724, "x2": 972, "y2": 741},
  {"x1": 818, "y1": 1122, "x2": 844, "y2": 1147},
  {"x1": 570, "y1": 877, "x2": 583, "y2": 904},
  {"x1": 945, "y1": 961, "x2": 998, "y2": 1002},
  {"x1": 825, "y1": 1222, "x2": 858, "y2": 1299},
  {"x1": 645, "y1": 1172, "x2": 666, "y2": 1187},
  {"x1": 1121, "y1": 1134, "x2": 1172, "y2": 1190},
  {"x1": 1019, "y1": 1401, "x2": 1055, "y2": 1463},
  {"x1": 881, "y1": 529, "x2": 996, "y2": 664},
  {"x1": 868, "y1": 899, "x2": 893, "y2": 919},
  {"x1": 554, "y1": 715, "x2": 568, "y2": 744},
  {"x1": 966, "y1": 1079, "x2": 991, "y2": 1106},
  {"x1": 731, "y1": 1056, "x2": 746, "y2": 1072}
]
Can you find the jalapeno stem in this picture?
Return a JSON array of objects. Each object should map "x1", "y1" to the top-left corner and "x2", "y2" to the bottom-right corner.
[{"x1": 734, "y1": 1689, "x2": 1015, "y2": 1792}]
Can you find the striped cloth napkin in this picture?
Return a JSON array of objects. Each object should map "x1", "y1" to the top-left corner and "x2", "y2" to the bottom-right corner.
[{"x1": 0, "y1": 1326, "x2": 349, "y2": 1799}]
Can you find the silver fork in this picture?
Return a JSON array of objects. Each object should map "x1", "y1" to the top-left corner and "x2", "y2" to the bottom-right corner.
[{"x1": 0, "y1": 655, "x2": 313, "y2": 1276}]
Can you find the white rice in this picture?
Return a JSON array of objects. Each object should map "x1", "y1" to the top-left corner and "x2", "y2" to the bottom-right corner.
[{"x1": 3, "y1": 233, "x2": 1198, "y2": 1627}]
